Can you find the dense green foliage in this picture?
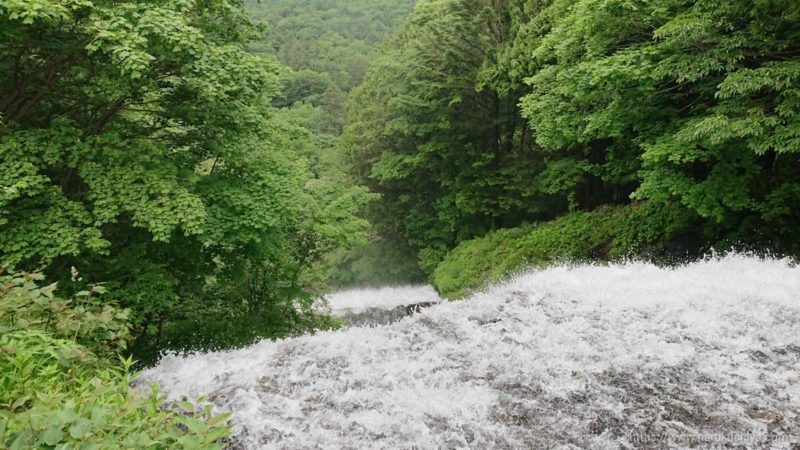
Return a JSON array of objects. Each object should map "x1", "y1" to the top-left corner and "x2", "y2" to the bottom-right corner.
[
  {"x1": 343, "y1": 0, "x2": 800, "y2": 286},
  {"x1": 433, "y1": 203, "x2": 698, "y2": 299},
  {"x1": 3, "y1": 0, "x2": 799, "y2": 443},
  {"x1": 516, "y1": 0, "x2": 800, "y2": 247},
  {"x1": 1, "y1": 272, "x2": 230, "y2": 448},
  {"x1": 0, "y1": 1, "x2": 393, "y2": 444},
  {"x1": 344, "y1": 0, "x2": 555, "y2": 272},
  {"x1": 249, "y1": 0, "x2": 415, "y2": 93},
  {"x1": 0, "y1": 0, "x2": 373, "y2": 360},
  {"x1": 247, "y1": 0, "x2": 414, "y2": 137},
  {"x1": 245, "y1": 0, "x2": 425, "y2": 287}
]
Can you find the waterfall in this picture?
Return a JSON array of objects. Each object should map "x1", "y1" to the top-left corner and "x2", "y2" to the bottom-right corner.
[{"x1": 142, "y1": 254, "x2": 800, "y2": 449}]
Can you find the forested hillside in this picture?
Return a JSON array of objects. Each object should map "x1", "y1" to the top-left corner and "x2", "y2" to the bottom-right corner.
[
  {"x1": 2, "y1": 0, "x2": 799, "y2": 446},
  {"x1": 343, "y1": 0, "x2": 800, "y2": 297},
  {"x1": 245, "y1": 0, "x2": 427, "y2": 287},
  {"x1": 0, "y1": 0, "x2": 403, "y2": 446},
  {"x1": 249, "y1": 0, "x2": 414, "y2": 91},
  {"x1": 247, "y1": 0, "x2": 414, "y2": 134}
]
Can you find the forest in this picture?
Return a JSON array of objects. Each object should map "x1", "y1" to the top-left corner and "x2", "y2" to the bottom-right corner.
[
  {"x1": 1, "y1": 0, "x2": 799, "y2": 447},
  {"x1": 345, "y1": 0, "x2": 800, "y2": 297}
]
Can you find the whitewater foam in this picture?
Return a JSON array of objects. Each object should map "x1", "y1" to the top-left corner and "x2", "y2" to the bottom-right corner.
[
  {"x1": 325, "y1": 284, "x2": 441, "y2": 314},
  {"x1": 142, "y1": 255, "x2": 800, "y2": 449}
]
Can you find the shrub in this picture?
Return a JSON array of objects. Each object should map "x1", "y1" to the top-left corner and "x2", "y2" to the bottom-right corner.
[
  {"x1": 432, "y1": 203, "x2": 699, "y2": 299},
  {"x1": 0, "y1": 272, "x2": 231, "y2": 449},
  {"x1": 0, "y1": 272, "x2": 130, "y2": 358},
  {"x1": 128, "y1": 263, "x2": 347, "y2": 366}
]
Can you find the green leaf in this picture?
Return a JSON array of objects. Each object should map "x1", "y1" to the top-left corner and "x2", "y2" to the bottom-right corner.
[
  {"x1": 11, "y1": 396, "x2": 30, "y2": 410},
  {"x1": 179, "y1": 417, "x2": 208, "y2": 436},
  {"x1": 208, "y1": 412, "x2": 231, "y2": 427},
  {"x1": 69, "y1": 418, "x2": 92, "y2": 440},
  {"x1": 176, "y1": 401, "x2": 195, "y2": 412},
  {"x1": 91, "y1": 285, "x2": 107, "y2": 294},
  {"x1": 178, "y1": 435, "x2": 202, "y2": 448},
  {"x1": 40, "y1": 282, "x2": 58, "y2": 299},
  {"x1": 205, "y1": 426, "x2": 230, "y2": 443},
  {"x1": 41, "y1": 426, "x2": 64, "y2": 446},
  {"x1": 9, "y1": 429, "x2": 34, "y2": 450}
]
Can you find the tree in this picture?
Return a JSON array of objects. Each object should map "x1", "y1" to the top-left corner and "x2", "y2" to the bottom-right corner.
[
  {"x1": 0, "y1": 0, "x2": 372, "y2": 357},
  {"x1": 344, "y1": 0, "x2": 800, "y2": 277},
  {"x1": 518, "y1": 0, "x2": 800, "y2": 250},
  {"x1": 343, "y1": 0, "x2": 552, "y2": 271}
]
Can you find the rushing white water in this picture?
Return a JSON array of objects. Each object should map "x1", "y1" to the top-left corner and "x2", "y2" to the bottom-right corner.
[
  {"x1": 322, "y1": 285, "x2": 442, "y2": 327},
  {"x1": 325, "y1": 285, "x2": 441, "y2": 314},
  {"x1": 143, "y1": 255, "x2": 800, "y2": 449}
]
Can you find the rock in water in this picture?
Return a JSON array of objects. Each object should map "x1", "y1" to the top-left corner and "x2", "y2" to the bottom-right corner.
[{"x1": 142, "y1": 255, "x2": 800, "y2": 449}]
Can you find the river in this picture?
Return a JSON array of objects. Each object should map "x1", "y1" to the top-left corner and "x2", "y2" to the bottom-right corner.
[{"x1": 142, "y1": 254, "x2": 800, "y2": 449}]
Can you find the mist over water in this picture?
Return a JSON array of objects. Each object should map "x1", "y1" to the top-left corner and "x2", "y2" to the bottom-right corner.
[{"x1": 143, "y1": 255, "x2": 800, "y2": 449}]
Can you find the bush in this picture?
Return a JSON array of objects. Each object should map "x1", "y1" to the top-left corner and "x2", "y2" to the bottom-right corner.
[
  {"x1": 432, "y1": 202, "x2": 699, "y2": 299},
  {"x1": 128, "y1": 263, "x2": 347, "y2": 366},
  {"x1": 0, "y1": 272, "x2": 231, "y2": 449},
  {"x1": 0, "y1": 272, "x2": 130, "y2": 358}
]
